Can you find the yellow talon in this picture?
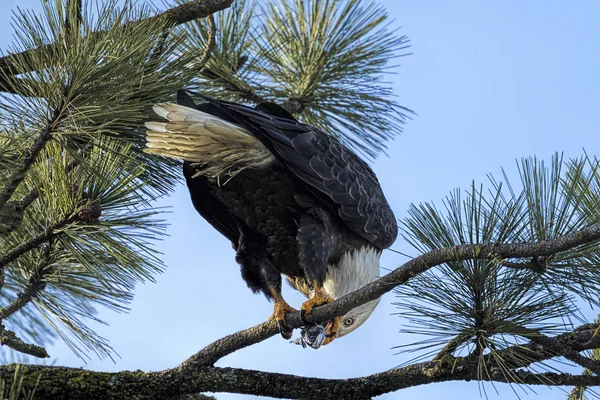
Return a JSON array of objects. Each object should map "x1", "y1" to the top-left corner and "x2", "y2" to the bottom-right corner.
[
  {"x1": 269, "y1": 296, "x2": 296, "y2": 340},
  {"x1": 300, "y1": 282, "x2": 339, "y2": 345}
]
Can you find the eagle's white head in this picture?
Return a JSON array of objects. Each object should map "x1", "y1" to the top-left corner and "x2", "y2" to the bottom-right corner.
[
  {"x1": 323, "y1": 246, "x2": 381, "y2": 338},
  {"x1": 293, "y1": 246, "x2": 382, "y2": 348}
]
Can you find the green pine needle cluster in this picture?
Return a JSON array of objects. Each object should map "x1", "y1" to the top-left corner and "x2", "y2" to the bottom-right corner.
[
  {"x1": 395, "y1": 152, "x2": 600, "y2": 377},
  {"x1": 179, "y1": 0, "x2": 412, "y2": 159},
  {"x1": 0, "y1": 0, "x2": 199, "y2": 359}
]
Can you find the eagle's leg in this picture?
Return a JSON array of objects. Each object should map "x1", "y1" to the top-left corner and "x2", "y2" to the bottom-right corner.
[
  {"x1": 297, "y1": 211, "x2": 340, "y2": 341},
  {"x1": 236, "y1": 230, "x2": 296, "y2": 339},
  {"x1": 262, "y1": 259, "x2": 297, "y2": 339}
]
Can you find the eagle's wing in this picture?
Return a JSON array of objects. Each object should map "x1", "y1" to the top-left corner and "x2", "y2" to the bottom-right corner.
[
  {"x1": 183, "y1": 162, "x2": 241, "y2": 247},
  {"x1": 180, "y1": 91, "x2": 398, "y2": 249}
]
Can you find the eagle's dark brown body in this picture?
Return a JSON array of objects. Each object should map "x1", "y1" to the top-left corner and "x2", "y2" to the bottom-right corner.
[{"x1": 184, "y1": 160, "x2": 370, "y2": 300}]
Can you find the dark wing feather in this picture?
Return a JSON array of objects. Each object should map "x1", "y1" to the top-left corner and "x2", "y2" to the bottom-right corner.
[
  {"x1": 183, "y1": 161, "x2": 241, "y2": 246},
  {"x1": 179, "y1": 90, "x2": 398, "y2": 249},
  {"x1": 254, "y1": 102, "x2": 298, "y2": 121}
]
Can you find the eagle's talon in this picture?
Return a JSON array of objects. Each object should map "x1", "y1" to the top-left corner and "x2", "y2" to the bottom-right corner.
[
  {"x1": 270, "y1": 296, "x2": 297, "y2": 340},
  {"x1": 278, "y1": 320, "x2": 293, "y2": 340},
  {"x1": 322, "y1": 317, "x2": 340, "y2": 345},
  {"x1": 300, "y1": 308, "x2": 309, "y2": 325},
  {"x1": 300, "y1": 287, "x2": 334, "y2": 320}
]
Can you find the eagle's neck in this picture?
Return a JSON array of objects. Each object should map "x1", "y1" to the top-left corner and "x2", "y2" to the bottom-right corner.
[{"x1": 322, "y1": 246, "x2": 380, "y2": 300}]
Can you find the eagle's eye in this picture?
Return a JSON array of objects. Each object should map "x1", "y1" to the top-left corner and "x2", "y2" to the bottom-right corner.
[{"x1": 343, "y1": 317, "x2": 355, "y2": 326}]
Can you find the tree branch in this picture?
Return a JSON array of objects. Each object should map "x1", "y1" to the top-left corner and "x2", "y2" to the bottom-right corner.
[
  {"x1": 196, "y1": 13, "x2": 216, "y2": 72},
  {"x1": 64, "y1": 0, "x2": 83, "y2": 36},
  {"x1": 0, "y1": 214, "x2": 76, "y2": 270},
  {"x1": 0, "y1": 241, "x2": 53, "y2": 321},
  {"x1": 0, "y1": 99, "x2": 66, "y2": 212},
  {"x1": 497, "y1": 256, "x2": 547, "y2": 273},
  {"x1": 297, "y1": 222, "x2": 600, "y2": 328},
  {"x1": 0, "y1": 329, "x2": 49, "y2": 358},
  {"x1": 487, "y1": 324, "x2": 600, "y2": 369},
  {"x1": 183, "y1": 223, "x2": 600, "y2": 370},
  {"x1": 4, "y1": 326, "x2": 600, "y2": 400},
  {"x1": 530, "y1": 334, "x2": 600, "y2": 375},
  {"x1": 433, "y1": 333, "x2": 471, "y2": 361}
]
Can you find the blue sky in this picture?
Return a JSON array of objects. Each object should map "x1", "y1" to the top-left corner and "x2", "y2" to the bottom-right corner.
[{"x1": 1, "y1": 1, "x2": 599, "y2": 399}]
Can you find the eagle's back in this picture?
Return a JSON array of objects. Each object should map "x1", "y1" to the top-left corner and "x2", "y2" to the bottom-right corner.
[{"x1": 181, "y1": 91, "x2": 398, "y2": 250}]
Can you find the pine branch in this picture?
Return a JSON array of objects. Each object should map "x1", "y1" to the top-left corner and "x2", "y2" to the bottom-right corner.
[
  {"x1": 0, "y1": 0, "x2": 234, "y2": 83},
  {"x1": 0, "y1": 214, "x2": 77, "y2": 270},
  {"x1": 197, "y1": 14, "x2": 216, "y2": 72},
  {"x1": 0, "y1": 242, "x2": 53, "y2": 321},
  {"x1": 0, "y1": 329, "x2": 49, "y2": 358},
  {"x1": 0, "y1": 190, "x2": 38, "y2": 236},
  {"x1": 568, "y1": 318, "x2": 600, "y2": 400},
  {"x1": 568, "y1": 386, "x2": 585, "y2": 400},
  {"x1": 530, "y1": 334, "x2": 600, "y2": 375},
  {"x1": 497, "y1": 256, "x2": 548, "y2": 273},
  {"x1": 432, "y1": 333, "x2": 471, "y2": 361},
  {"x1": 298, "y1": 221, "x2": 600, "y2": 328},
  {"x1": 188, "y1": 222, "x2": 600, "y2": 369},
  {"x1": 167, "y1": 394, "x2": 216, "y2": 400},
  {"x1": 0, "y1": 97, "x2": 67, "y2": 212},
  {"x1": 489, "y1": 324, "x2": 600, "y2": 369},
  {"x1": 199, "y1": 70, "x2": 266, "y2": 104}
]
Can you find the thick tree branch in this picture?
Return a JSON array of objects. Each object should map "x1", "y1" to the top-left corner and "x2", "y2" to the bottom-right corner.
[{"x1": 530, "y1": 334, "x2": 600, "y2": 375}]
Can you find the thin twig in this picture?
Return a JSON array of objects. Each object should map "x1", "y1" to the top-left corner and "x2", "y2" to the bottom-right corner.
[
  {"x1": 197, "y1": 13, "x2": 216, "y2": 72},
  {"x1": 568, "y1": 386, "x2": 586, "y2": 400},
  {"x1": 433, "y1": 333, "x2": 471, "y2": 362},
  {"x1": 497, "y1": 256, "x2": 547, "y2": 273},
  {"x1": 0, "y1": 329, "x2": 49, "y2": 358}
]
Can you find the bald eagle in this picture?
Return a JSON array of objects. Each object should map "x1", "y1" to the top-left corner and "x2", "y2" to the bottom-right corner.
[{"x1": 145, "y1": 90, "x2": 397, "y2": 348}]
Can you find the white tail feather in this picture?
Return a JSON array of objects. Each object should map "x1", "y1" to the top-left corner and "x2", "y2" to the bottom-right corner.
[{"x1": 144, "y1": 103, "x2": 275, "y2": 178}]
